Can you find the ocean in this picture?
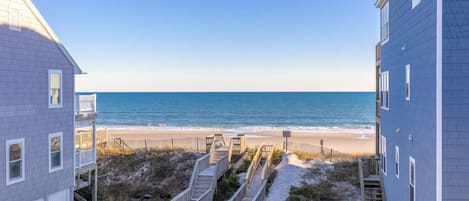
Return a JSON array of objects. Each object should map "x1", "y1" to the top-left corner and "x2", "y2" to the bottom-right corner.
[{"x1": 95, "y1": 92, "x2": 375, "y2": 133}]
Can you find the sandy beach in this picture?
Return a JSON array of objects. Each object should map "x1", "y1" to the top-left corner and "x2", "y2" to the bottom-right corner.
[{"x1": 98, "y1": 129, "x2": 375, "y2": 154}]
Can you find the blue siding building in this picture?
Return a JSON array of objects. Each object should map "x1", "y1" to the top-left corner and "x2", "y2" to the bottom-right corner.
[{"x1": 376, "y1": 0, "x2": 469, "y2": 200}]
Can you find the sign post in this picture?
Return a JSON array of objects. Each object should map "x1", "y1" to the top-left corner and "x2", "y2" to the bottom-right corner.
[{"x1": 283, "y1": 130, "x2": 291, "y2": 152}]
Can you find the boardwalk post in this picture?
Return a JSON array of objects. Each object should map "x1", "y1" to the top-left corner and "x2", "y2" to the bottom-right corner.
[
  {"x1": 330, "y1": 149, "x2": 333, "y2": 162},
  {"x1": 171, "y1": 138, "x2": 174, "y2": 149},
  {"x1": 145, "y1": 138, "x2": 148, "y2": 152},
  {"x1": 105, "y1": 128, "x2": 109, "y2": 148}
]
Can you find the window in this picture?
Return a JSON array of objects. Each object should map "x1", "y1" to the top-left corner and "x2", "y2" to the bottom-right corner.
[
  {"x1": 381, "y1": 71, "x2": 390, "y2": 109},
  {"x1": 380, "y1": 136, "x2": 387, "y2": 175},
  {"x1": 380, "y1": 1, "x2": 389, "y2": 43},
  {"x1": 49, "y1": 70, "x2": 63, "y2": 108},
  {"x1": 6, "y1": 138, "x2": 25, "y2": 185},
  {"x1": 406, "y1": 65, "x2": 411, "y2": 101},
  {"x1": 49, "y1": 133, "x2": 63, "y2": 172},
  {"x1": 8, "y1": 7, "x2": 21, "y2": 31},
  {"x1": 412, "y1": 0, "x2": 421, "y2": 9},
  {"x1": 395, "y1": 146, "x2": 399, "y2": 178},
  {"x1": 410, "y1": 157, "x2": 416, "y2": 201}
]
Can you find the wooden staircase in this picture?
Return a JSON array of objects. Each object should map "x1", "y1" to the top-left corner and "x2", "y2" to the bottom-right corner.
[
  {"x1": 358, "y1": 157, "x2": 386, "y2": 201},
  {"x1": 73, "y1": 192, "x2": 87, "y2": 201},
  {"x1": 363, "y1": 176, "x2": 384, "y2": 200},
  {"x1": 191, "y1": 174, "x2": 214, "y2": 200},
  {"x1": 172, "y1": 134, "x2": 233, "y2": 201},
  {"x1": 229, "y1": 144, "x2": 276, "y2": 201}
]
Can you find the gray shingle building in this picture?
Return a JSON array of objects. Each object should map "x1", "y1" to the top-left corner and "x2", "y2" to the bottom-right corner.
[{"x1": 0, "y1": 0, "x2": 97, "y2": 200}]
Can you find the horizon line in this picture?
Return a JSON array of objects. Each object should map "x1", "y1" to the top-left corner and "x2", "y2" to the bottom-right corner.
[{"x1": 76, "y1": 90, "x2": 375, "y2": 93}]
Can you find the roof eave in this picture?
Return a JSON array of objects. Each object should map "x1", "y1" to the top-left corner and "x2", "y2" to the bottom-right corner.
[
  {"x1": 375, "y1": 0, "x2": 387, "y2": 8},
  {"x1": 23, "y1": 0, "x2": 85, "y2": 75}
]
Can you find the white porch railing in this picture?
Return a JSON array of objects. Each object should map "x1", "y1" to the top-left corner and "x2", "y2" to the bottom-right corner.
[
  {"x1": 75, "y1": 93, "x2": 97, "y2": 115},
  {"x1": 75, "y1": 148, "x2": 96, "y2": 168},
  {"x1": 171, "y1": 154, "x2": 210, "y2": 201}
]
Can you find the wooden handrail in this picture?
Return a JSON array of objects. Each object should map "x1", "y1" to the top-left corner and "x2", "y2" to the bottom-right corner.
[
  {"x1": 228, "y1": 139, "x2": 234, "y2": 162},
  {"x1": 228, "y1": 182, "x2": 247, "y2": 201},
  {"x1": 358, "y1": 158, "x2": 365, "y2": 201},
  {"x1": 252, "y1": 180, "x2": 268, "y2": 201},
  {"x1": 171, "y1": 154, "x2": 210, "y2": 201},
  {"x1": 245, "y1": 144, "x2": 264, "y2": 186},
  {"x1": 209, "y1": 138, "x2": 217, "y2": 164},
  {"x1": 261, "y1": 146, "x2": 275, "y2": 180}
]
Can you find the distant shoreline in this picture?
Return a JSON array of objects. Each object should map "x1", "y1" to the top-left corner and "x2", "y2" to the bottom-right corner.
[
  {"x1": 97, "y1": 124, "x2": 375, "y2": 134},
  {"x1": 100, "y1": 128, "x2": 376, "y2": 154},
  {"x1": 79, "y1": 91, "x2": 376, "y2": 93}
]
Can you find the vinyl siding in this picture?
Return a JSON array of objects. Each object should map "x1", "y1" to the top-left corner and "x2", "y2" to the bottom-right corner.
[
  {"x1": 0, "y1": 0, "x2": 74, "y2": 200},
  {"x1": 442, "y1": 1, "x2": 469, "y2": 200},
  {"x1": 380, "y1": 0, "x2": 437, "y2": 200}
]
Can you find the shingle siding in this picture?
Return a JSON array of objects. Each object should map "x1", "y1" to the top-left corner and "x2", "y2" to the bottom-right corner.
[
  {"x1": 380, "y1": 0, "x2": 437, "y2": 200},
  {"x1": 0, "y1": 0, "x2": 74, "y2": 200},
  {"x1": 442, "y1": 0, "x2": 469, "y2": 200}
]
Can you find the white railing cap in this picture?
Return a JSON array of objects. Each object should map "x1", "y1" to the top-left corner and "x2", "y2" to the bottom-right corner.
[{"x1": 75, "y1": 93, "x2": 97, "y2": 114}]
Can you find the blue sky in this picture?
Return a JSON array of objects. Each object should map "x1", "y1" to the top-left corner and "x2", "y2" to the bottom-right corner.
[{"x1": 35, "y1": 0, "x2": 379, "y2": 92}]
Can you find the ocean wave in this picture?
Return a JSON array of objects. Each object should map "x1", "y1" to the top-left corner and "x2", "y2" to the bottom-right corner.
[{"x1": 96, "y1": 124, "x2": 374, "y2": 134}]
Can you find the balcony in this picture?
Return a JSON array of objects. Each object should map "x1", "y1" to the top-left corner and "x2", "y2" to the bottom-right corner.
[
  {"x1": 75, "y1": 93, "x2": 97, "y2": 121},
  {"x1": 75, "y1": 127, "x2": 96, "y2": 170},
  {"x1": 75, "y1": 148, "x2": 96, "y2": 169}
]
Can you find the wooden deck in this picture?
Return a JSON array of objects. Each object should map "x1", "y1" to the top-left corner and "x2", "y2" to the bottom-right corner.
[{"x1": 75, "y1": 112, "x2": 97, "y2": 121}]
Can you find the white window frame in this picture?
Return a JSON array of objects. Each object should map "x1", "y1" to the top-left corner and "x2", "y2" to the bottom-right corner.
[
  {"x1": 380, "y1": 1, "x2": 389, "y2": 44},
  {"x1": 381, "y1": 136, "x2": 387, "y2": 175},
  {"x1": 381, "y1": 71, "x2": 390, "y2": 110},
  {"x1": 6, "y1": 138, "x2": 25, "y2": 186},
  {"x1": 49, "y1": 132, "x2": 63, "y2": 173},
  {"x1": 412, "y1": 0, "x2": 421, "y2": 9},
  {"x1": 8, "y1": 7, "x2": 21, "y2": 32},
  {"x1": 406, "y1": 65, "x2": 411, "y2": 101},
  {"x1": 395, "y1": 146, "x2": 399, "y2": 178},
  {"x1": 48, "y1": 70, "x2": 63, "y2": 108},
  {"x1": 409, "y1": 156, "x2": 416, "y2": 201}
]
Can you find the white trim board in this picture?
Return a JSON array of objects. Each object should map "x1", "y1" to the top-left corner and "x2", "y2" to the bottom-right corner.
[
  {"x1": 21, "y1": 0, "x2": 83, "y2": 74},
  {"x1": 436, "y1": 0, "x2": 443, "y2": 200}
]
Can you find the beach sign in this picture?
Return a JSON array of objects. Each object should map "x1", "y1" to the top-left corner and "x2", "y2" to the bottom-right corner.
[
  {"x1": 283, "y1": 130, "x2": 291, "y2": 138},
  {"x1": 283, "y1": 130, "x2": 291, "y2": 151}
]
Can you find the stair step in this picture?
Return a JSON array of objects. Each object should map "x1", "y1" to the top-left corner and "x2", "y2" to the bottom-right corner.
[
  {"x1": 195, "y1": 182, "x2": 211, "y2": 187},
  {"x1": 194, "y1": 185, "x2": 210, "y2": 190},
  {"x1": 196, "y1": 178, "x2": 212, "y2": 181},
  {"x1": 191, "y1": 189, "x2": 210, "y2": 199}
]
